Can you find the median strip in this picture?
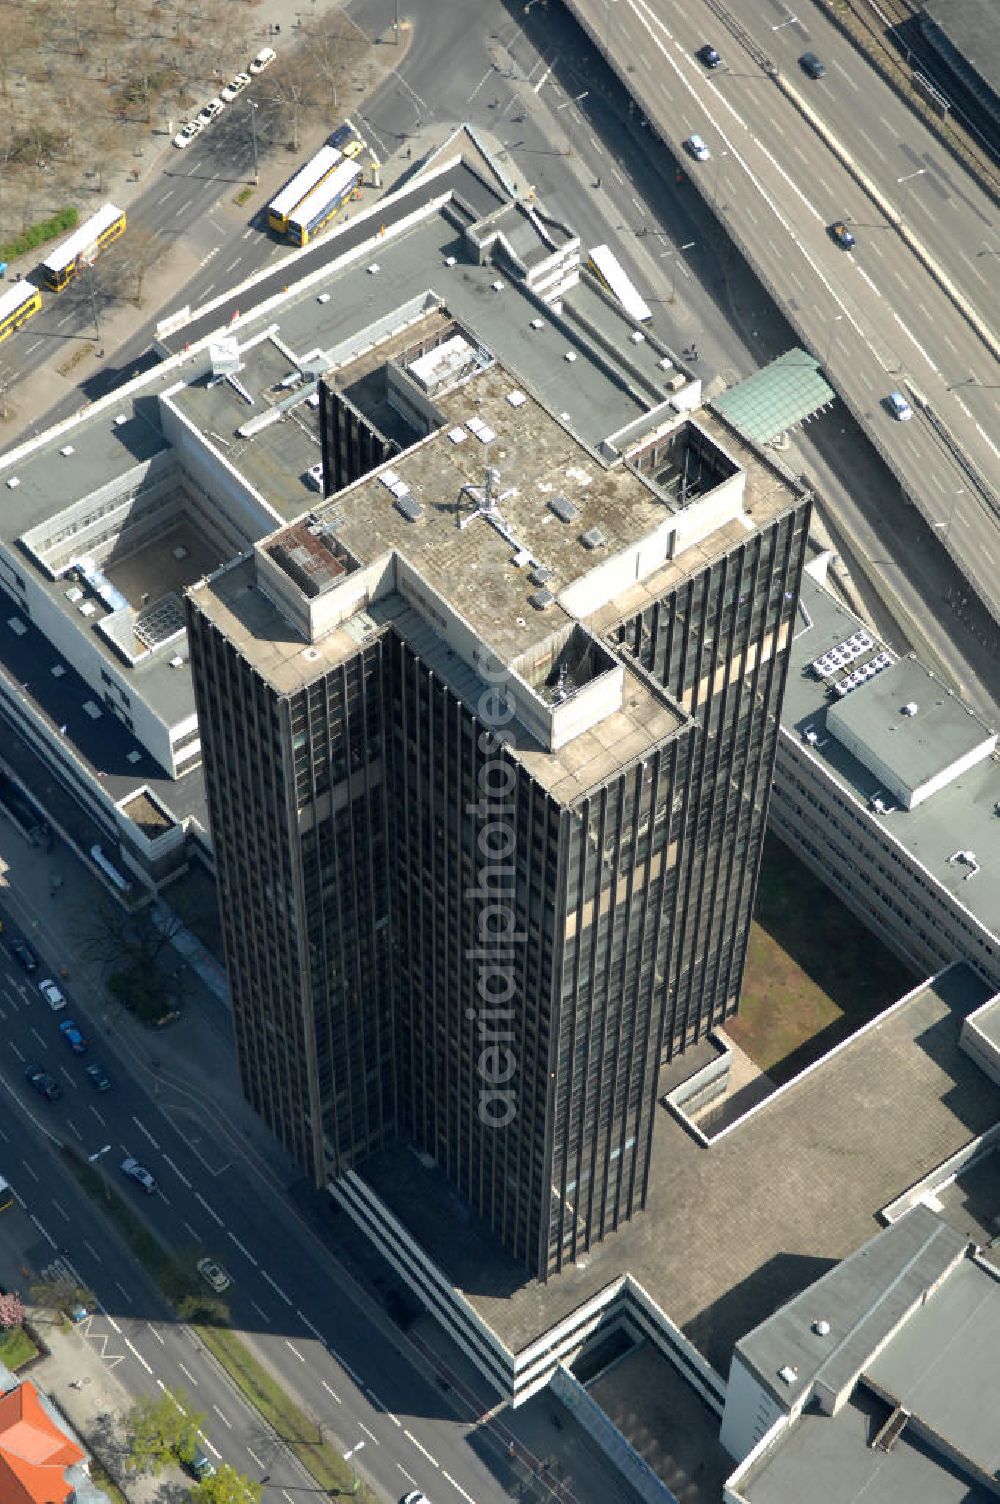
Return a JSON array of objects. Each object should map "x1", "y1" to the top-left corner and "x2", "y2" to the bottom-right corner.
[{"x1": 60, "y1": 1144, "x2": 376, "y2": 1503}]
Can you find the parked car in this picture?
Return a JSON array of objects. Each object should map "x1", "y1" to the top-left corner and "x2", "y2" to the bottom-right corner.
[
  {"x1": 305, "y1": 462, "x2": 324, "y2": 491},
  {"x1": 25, "y1": 1065, "x2": 62, "y2": 1102},
  {"x1": 342, "y1": 136, "x2": 365, "y2": 159},
  {"x1": 84, "y1": 1062, "x2": 112, "y2": 1092},
  {"x1": 696, "y1": 44, "x2": 722, "y2": 69},
  {"x1": 38, "y1": 978, "x2": 67, "y2": 1011},
  {"x1": 197, "y1": 98, "x2": 225, "y2": 126},
  {"x1": 249, "y1": 45, "x2": 276, "y2": 74},
  {"x1": 799, "y1": 52, "x2": 826, "y2": 79},
  {"x1": 185, "y1": 1449, "x2": 216, "y2": 1481},
  {"x1": 329, "y1": 123, "x2": 355, "y2": 149},
  {"x1": 10, "y1": 939, "x2": 39, "y2": 972},
  {"x1": 684, "y1": 133, "x2": 711, "y2": 161},
  {"x1": 221, "y1": 73, "x2": 251, "y2": 102},
  {"x1": 828, "y1": 220, "x2": 856, "y2": 249},
  {"x1": 59, "y1": 1019, "x2": 88, "y2": 1055},
  {"x1": 887, "y1": 390, "x2": 913, "y2": 421},
  {"x1": 172, "y1": 120, "x2": 203, "y2": 149},
  {"x1": 196, "y1": 1257, "x2": 232, "y2": 1293},
  {"x1": 120, "y1": 1156, "x2": 156, "y2": 1194}
]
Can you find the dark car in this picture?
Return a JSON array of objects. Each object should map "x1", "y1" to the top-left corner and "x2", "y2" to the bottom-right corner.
[
  {"x1": 84, "y1": 1062, "x2": 112, "y2": 1092},
  {"x1": 25, "y1": 1064, "x2": 62, "y2": 1102},
  {"x1": 9, "y1": 939, "x2": 39, "y2": 972},
  {"x1": 59, "y1": 1019, "x2": 89, "y2": 1055},
  {"x1": 828, "y1": 220, "x2": 856, "y2": 250},
  {"x1": 799, "y1": 52, "x2": 826, "y2": 79},
  {"x1": 696, "y1": 44, "x2": 722, "y2": 69}
]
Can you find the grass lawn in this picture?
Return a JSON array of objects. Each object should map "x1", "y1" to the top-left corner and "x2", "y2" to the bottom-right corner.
[
  {"x1": 727, "y1": 833, "x2": 919, "y2": 1084},
  {"x1": 0, "y1": 1325, "x2": 38, "y2": 1370}
]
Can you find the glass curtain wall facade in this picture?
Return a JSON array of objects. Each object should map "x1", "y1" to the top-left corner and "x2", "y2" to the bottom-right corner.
[{"x1": 187, "y1": 497, "x2": 808, "y2": 1281}]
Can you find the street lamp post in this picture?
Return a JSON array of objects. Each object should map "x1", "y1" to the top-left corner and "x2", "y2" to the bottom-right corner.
[
  {"x1": 772, "y1": 13, "x2": 797, "y2": 29},
  {"x1": 343, "y1": 1441, "x2": 365, "y2": 1495},
  {"x1": 662, "y1": 240, "x2": 696, "y2": 299},
  {"x1": 712, "y1": 150, "x2": 729, "y2": 209},
  {"x1": 896, "y1": 167, "x2": 926, "y2": 219},
  {"x1": 604, "y1": 0, "x2": 618, "y2": 52},
  {"x1": 247, "y1": 100, "x2": 259, "y2": 185},
  {"x1": 88, "y1": 1143, "x2": 112, "y2": 1203},
  {"x1": 824, "y1": 312, "x2": 844, "y2": 370}
]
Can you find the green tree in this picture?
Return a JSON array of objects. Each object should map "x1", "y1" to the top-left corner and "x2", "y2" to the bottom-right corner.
[
  {"x1": 126, "y1": 1388, "x2": 206, "y2": 1475},
  {"x1": 193, "y1": 1464, "x2": 263, "y2": 1504},
  {"x1": 29, "y1": 1277, "x2": 95, "y2": 1315}
]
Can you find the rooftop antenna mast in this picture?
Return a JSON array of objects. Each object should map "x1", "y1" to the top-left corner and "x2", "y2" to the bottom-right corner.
[{"x1": 458, "y1": 465, "x2": 516, "y2": 530}]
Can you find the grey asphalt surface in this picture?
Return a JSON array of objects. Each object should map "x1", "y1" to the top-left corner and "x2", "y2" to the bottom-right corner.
[{"x1": 563, "y1": 0, "x2": 1000, "y2": 623}]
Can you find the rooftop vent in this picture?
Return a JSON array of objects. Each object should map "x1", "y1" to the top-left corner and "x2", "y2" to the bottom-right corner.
[
  {"x1": 564, "y1": 350, "x2": 578, "y2": 363},
  {"x1": 778, "y1": 1366, "x2": 798, "y2": 1385},
  {"x1": 394, "y1": 495, "x2": 423, "y2": 522},
  {"x1": 529, "y1": 588, "x2": 555, "y2": 611},
  {"x1": 580, "y1": 526, "x2": 606, "y2": 550},
  {"x1": 812, "y1": 1319, "x2": 831, "y2": 1337},
  {"x1": 902, "y1": 702, "x2": 918, "y2": 716},
  {"x1": 60, "y1": 445, "x2": 75, "y2": 457},
  {"x1": 549, "y1": 494, "x2": 579, "y2": 524},
  {"x1": 317, "y1": 293, "x2": 331, "y2": 304},
  {"x1": 506, "y1": 390, "x2": 527, "y2": 408},
  {"x1": 529, "y1": 566, "x2": 554, "y2": 586},
  {"x1": 444, "y1": 255, "x2": 457, "y2": 267},
  {"x1": 530, "y1": 318, "x2": 545, "y2": 330},
  {"x1": 5, "y1": 478, "x2": 19, "y2": 489},
  {"x1": 448, "y1": 426, "x2": 467, "y2": 444},
  {"x1": 169, "y1": 654, "x2": 185, "y2": 669},
  {"x1": 492, "y1": 280, "x2": 504, "y2": 292},
  {"x1": 114, "y1": 414, "x2": 128, "y2": 427},
  {"x1": 367, "y1": 263, "x2": 381, "y2": 275}
]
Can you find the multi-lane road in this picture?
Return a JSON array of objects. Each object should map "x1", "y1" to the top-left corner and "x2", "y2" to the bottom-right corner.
[{"x1": 565, "y1": 0, "x2": 999, "y2": 618}]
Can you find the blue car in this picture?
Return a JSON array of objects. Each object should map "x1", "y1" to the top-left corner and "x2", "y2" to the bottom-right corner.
[{"x1": 59, "y1": 1019, "x2": 89, "y2": 1055}]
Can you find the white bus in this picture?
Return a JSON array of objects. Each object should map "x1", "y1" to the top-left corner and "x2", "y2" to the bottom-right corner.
[
  {"x1": 588, "y1": 243, "x2": 652, "y2": 323},
  {"x1": 268, "y1": 145, "x2": 343, "y2": 236},
  {"x1": 41, "y1": 203, "x2": 126, "y2": 292}
]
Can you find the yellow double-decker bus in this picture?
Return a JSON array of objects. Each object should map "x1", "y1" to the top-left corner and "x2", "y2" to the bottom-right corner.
[
  {"x1": 287, "y1": 160, "x2": 362, "y2": 247},
  {"x1": 0, "y1": 282, "x2": 42, "y2": 342},
  {"x1": 268, "y1": 145, "x2": 343, "y2": 236},
  {"x1": 41, "y1": 203, "x2": 126, "y2": 292}
]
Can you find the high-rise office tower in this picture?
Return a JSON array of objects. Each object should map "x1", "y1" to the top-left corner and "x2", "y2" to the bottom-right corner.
[{"x1": 187, "y1": 314, "x2": 809, "y2": 1279}]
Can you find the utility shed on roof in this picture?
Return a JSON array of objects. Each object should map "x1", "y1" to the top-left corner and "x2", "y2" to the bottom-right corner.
[{"x1": 826, "y1": 656, "x2": 997, "y2": 810}]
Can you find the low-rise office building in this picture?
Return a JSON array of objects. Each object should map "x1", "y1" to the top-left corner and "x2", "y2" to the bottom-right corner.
[{"x1": 772, "y1": 563, "x2": 1000, "y2": 988}]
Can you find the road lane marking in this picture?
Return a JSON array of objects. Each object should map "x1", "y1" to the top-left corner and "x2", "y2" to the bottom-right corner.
[
  {"x1": 132, "y1": 1117, "x2": 160, "y2": 1149},
  {"x1": 162, "y1": 1154, "x2": 192, "y2": 1188},
  {"x1": 976, "y1": 423, "x2": 999, "y2": 458},
  {"x1": 403, "y1": 1431, "x2": 439, "y2": 1467},
  {"x1": 51, "y1": 1199, "x2": 70, "y2": 1221},
  {"x1": 224, "y1": 258, "x2": 241, "y2": 273},
  {"x1": 147, "y1": 1324, "x2": 165, "y2": 1344},
  {"x1": 359, "y1": 1422, "x2": 378, "y2": 1443},
  {"x1": 183, "y1": 1221, "x2": 200, "y2": 1241},
  {"x1": 212, "y1": 1404, "x2": 232, "y2": 1429},
  {"x1": 89, "y1": 1106, "x2": 106, "y2": 1126},
  {"x1": 297, "y1": 1311, "x2": 324, "y2": 1341},
  {"x1": 396, "y1": 1465, "x2": 416, "y2": 1485},
  {"x1": 260, "y1": 1269, "x2": 292, "y2": 1304},
  {"x1": 533, "y1": 61, "x2": 554, "y2": 93},
  {"x1": 247, "y1": 1447, "x2": 265, "y2": 1468},
  {"x1": 30, "y1": 1214, "x2": 56, "y2": 1248},
  {"x1": 201, "y1": 1436, "x2": 222, "y2": 1460},
  {"x1": 321, "y1": 1380, "x2": 341, "y2": 1404},
  {"x1": 21, "y1": 1161, "x2": 39, "y2": 1182},
  {"x1": 195, "y1": 1191, "x2": 224, "y2": 1226},
  {"x1": 115, "y1": 1281, "x2": 134, "y2": 1305},
  {"x1": 105, "y1": 1315, "x2": 121, "y2": 1333},
  {"x1": 328, "y1": 1346, "x2": 363, "y2": 1387},
  {"x1": 441, "y1": 1471, "x2": 476, "y2": 1504},
  {"x1": 83, "y1": 1241, "x2": 102, "y2": 1264},
  {"x1": 125, "y1": 1337, "x2": 152, "y2": 1373},
  {"x1": 250, "y1": 1300, "x2": 271, "y2": 1324},
  {"x1": 8, "y1": 1042, "x2": 23, "y2": 1060},
  {"x1": 284, "y1": 1340, "x2": 305, "y2": 1362},
  {"x1": 227, "y1": 1231, "x2": 258, "y2": 1265},
  {"x1": 178, "y1": 1361, "x2": 199, "y2": 1386}
]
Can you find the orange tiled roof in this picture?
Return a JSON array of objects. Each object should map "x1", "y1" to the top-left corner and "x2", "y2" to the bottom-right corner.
[{"x1": 0, "y1": 1381, "x2": 84, "y2": 1504}]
